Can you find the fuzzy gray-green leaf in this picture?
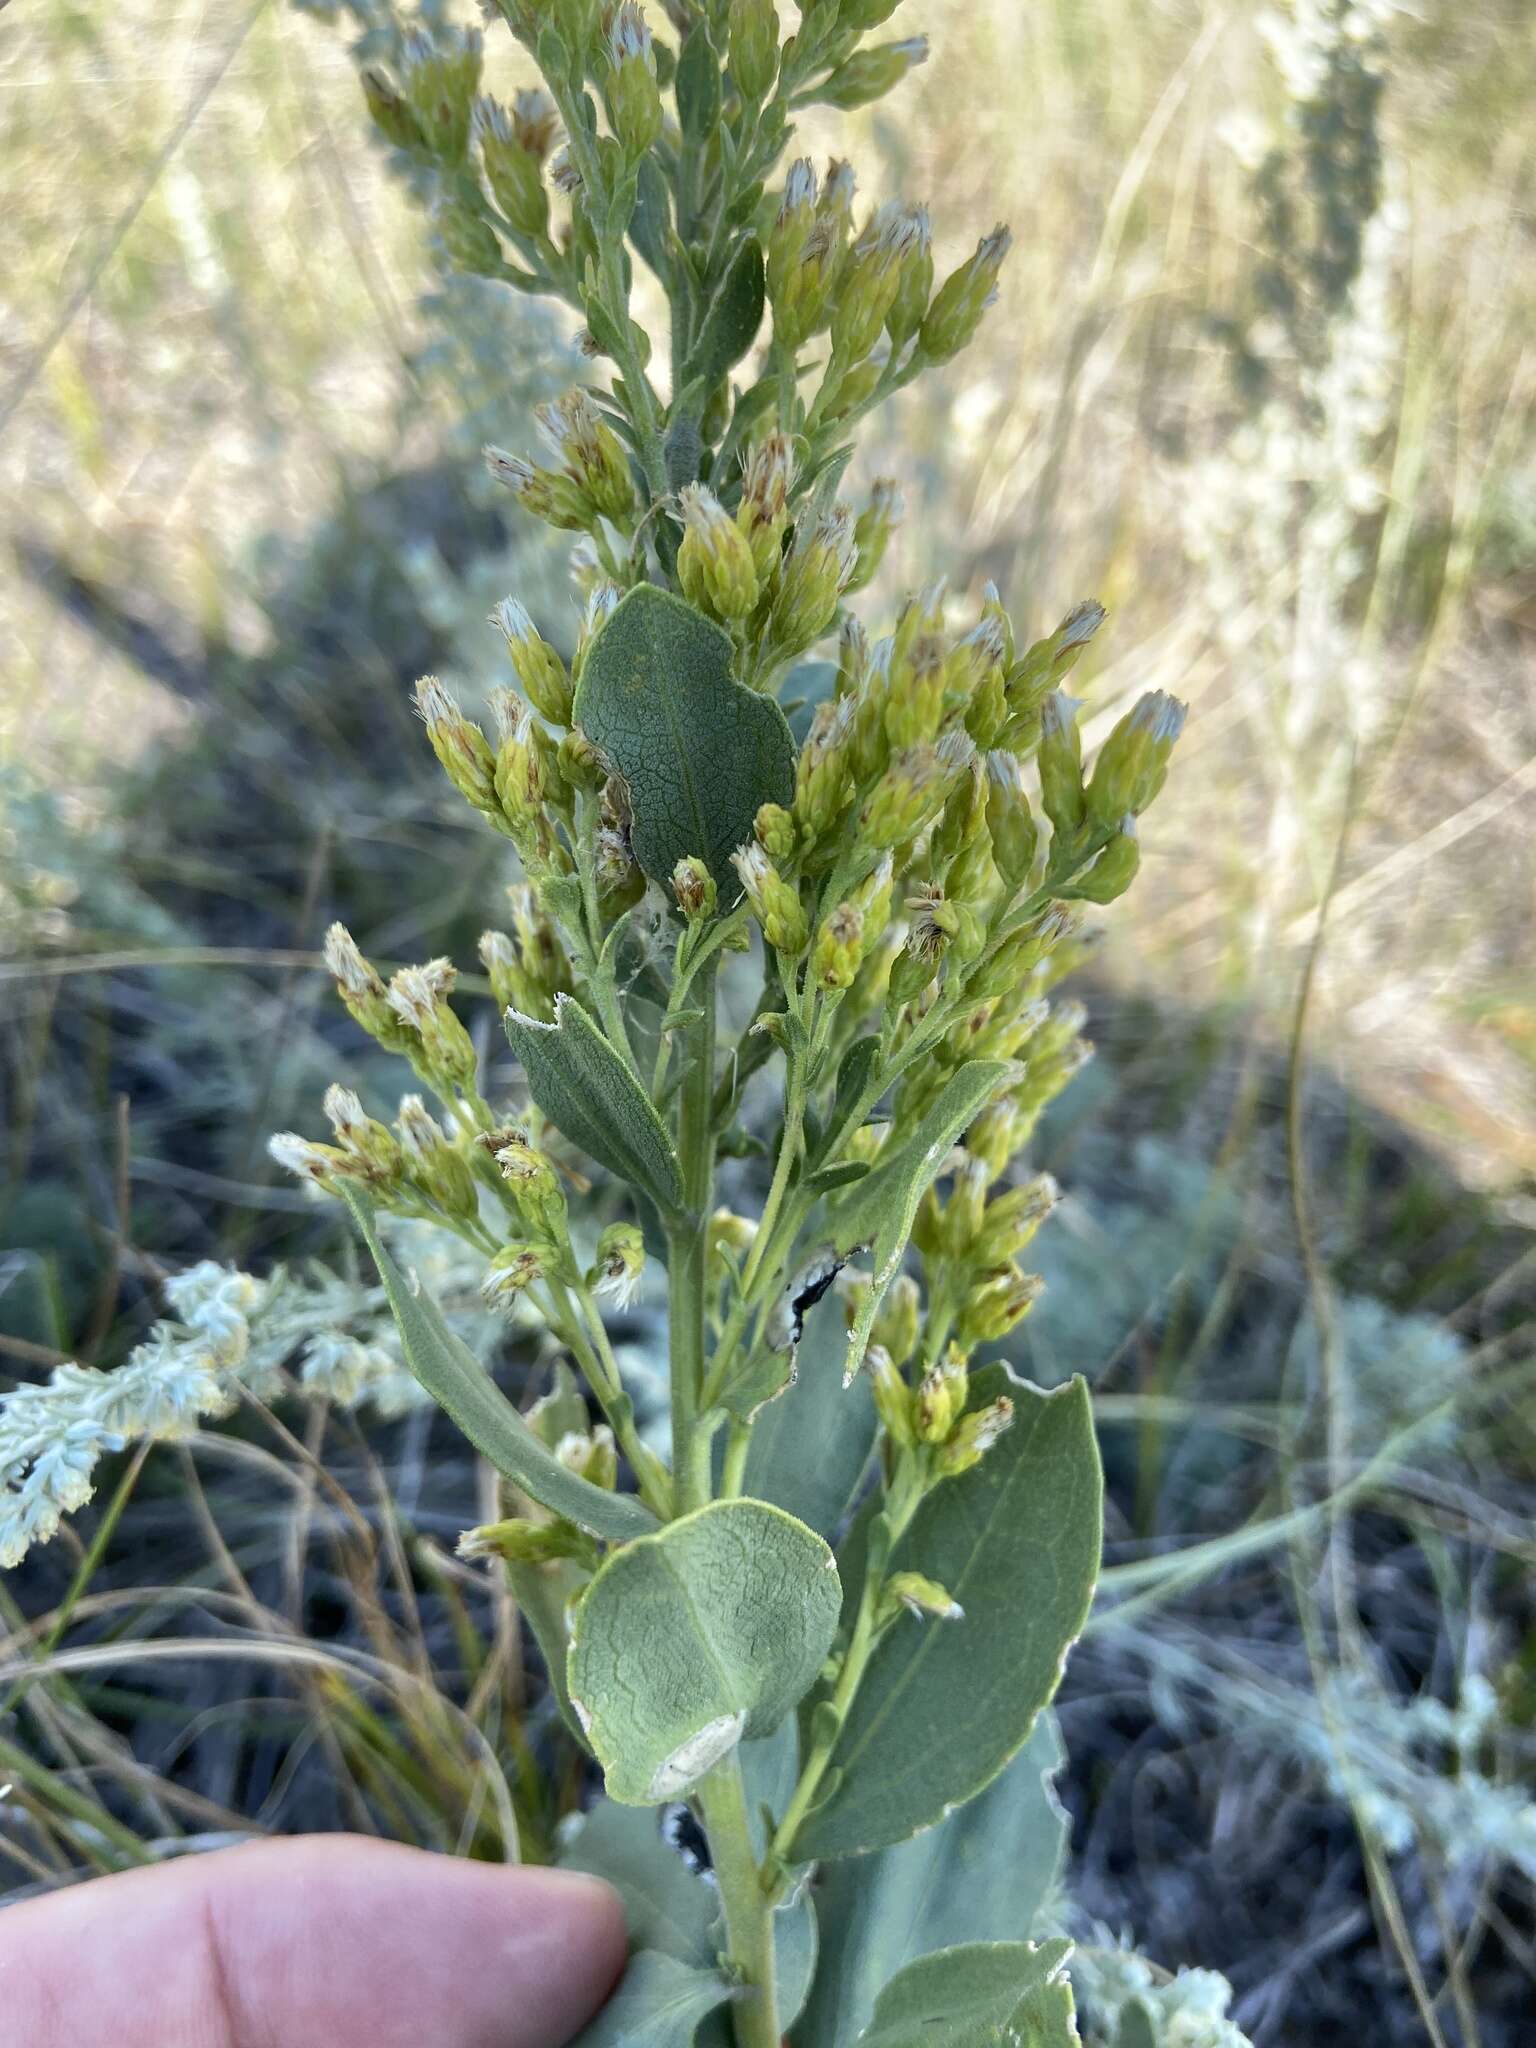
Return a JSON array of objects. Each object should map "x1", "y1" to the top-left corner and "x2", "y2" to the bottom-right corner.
[
  {"x1": 341, "y1": 1189, "x2": 657, "y2": 1545},
  {"x1": 833, "y1": 1059, "x2": 1016, "y2": 1383},
  {"x1": 691, "y1": 237, "x2": 766, "y2": 388},
  {"x1": 855, "y1": 1940, "x2": 1076, "y2": 2048},
  {"x1": 573, "y1": 586, "x2": 794, "y2": 892},
  {"x1": 790, "y1": 1368, "x2": 1099, "y2": 1861},
  {"x1": 568, "y1": 1499, "x2": 841, "y2": 1805},
  {"x1": 505, "y1": 993, "x2": 685, "y2": 1216}
]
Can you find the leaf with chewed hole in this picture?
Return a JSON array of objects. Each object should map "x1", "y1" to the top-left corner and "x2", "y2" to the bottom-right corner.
[
  {"x1": 573, "y1": 586, "x2": 794, "y2": 893},
  {"x1": 790, "y1": 1367, "x2": 1099, "y2": 1862},
  {"x1": 568, "y1": 1499, "x2": 841, "y2": 1805}
]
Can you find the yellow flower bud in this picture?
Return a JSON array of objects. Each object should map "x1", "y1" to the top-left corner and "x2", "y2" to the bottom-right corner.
[
  {"x1": 1085, "y1": 690, "x2": 1187, "y2": 827},
  {"x1": 672, "y1": 855, "x2": 718, "y2": 922},
  {"x1": 767, "y1": 157, "x2": 818, "y2": 306},
  {"x1": 400, "y1": 25, "x2": 482, "y2": 163},
  {"x1": 772, "y1": 214, "x2": 841, "y2": 351},
  {"x1": 414, "y1": 675, "x2": 501, "y2": 821},
  {"x1": 863, "y1": 1342, "x2": 915, "y2": 1447},
  {"x1": 769, "y1": 505, "x2": 858, "y2": 656},
  {"x1": 484, "y1": 445, "x2": 593, "y2": 530},
  {"x1": 475, "y1": 96, "x2": 549, "y2": 239},
  {"x1": 482, "y1": 1239, "x2": 550, "y2": 1307},
  {"x1": 491, "y1": 598, "x2": 573, "y2": 725},
  {"x1": 754, "y1": 801, "x2": 797, "y2": 862},
  {"x1": 793, "y1": 697, "x2": 855, "y2": 845},
  {"x1": 589, "y1": 1222, "x2": 646, "y2": 1307},
  {"x1": 1037, "y1": 692, "x2": 1086, "y2": 839},
  {"x1": 1068, "y1": 818, "x2": 1141, "y2": 903},
  {"x1": 884, "y1": 1571, "x2": 964, "y2": 1622},
  {"x1": 387, "y1": 966, "x2": 480, "y2": 1097},
  {"x1": 975, "y1": 1174, "x2": 1059, "y2": 1267},
  {"x1": 919, "y1": 224, "x2": 1011, "y2": 364},
  {"x1": 732, "y1": 842, "x2": 808, "y2": 956},
  {"x1": 495, "y1": 1136, "x2": 568, "y2": 1238},
  {"x1": 916, "y1": 1353, "x2": 968, "y2": 1443},
  {"x1": 954, "y1": 1269, "x2": 1043, "y2": 1348},
  {"x1": 934, "y1": 1394, "x2": 1014, "y2": 1478},
  {"x1": 604, "y1": 3, "x2": 664, "y2": 157},
  {"x1": 396, "y1": 1093, "x2": 480, "y2": 1218},
  {"x1": 869, "y1": 1272, "x2": 921, "y2": 1368},
  {"x1": 678, "y1": 482, "x2": 761, "y2": 622},
  {"x1": 458, "y1": 1517, "x2": 593, "y2": 1566},
  {"x1": 537, "y1": 390, "x2": 636, "y2": 526},
  {"x1": 818, "y1": 35, "x2": 929, "y2": 111},
  {"x1": 832, "y1": 202, "x2": 925, "y2": 367},
  {"x1": 812, "y1": 902, "x2": 864, "y2": 991},
  {"x1": 728, "y1": 0, "x2": 780, "y2": 102},
  {"x1": 324, "y1": 922, "x2": 417, "y2": 1057},
  {"x1": 985, "y1": 752, "x2": 1039, "y2": 888},
  {"x1": 846, "y1": 478, "x2": 903, "y2": 594}
]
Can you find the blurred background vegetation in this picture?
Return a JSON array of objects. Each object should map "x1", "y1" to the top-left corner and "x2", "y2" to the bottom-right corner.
[{"x1": 2, "y1": 0, "x2": 1533, "y2": 2040}]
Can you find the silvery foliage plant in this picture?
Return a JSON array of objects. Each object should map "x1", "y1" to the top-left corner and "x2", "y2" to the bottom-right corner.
[{"x1": 32, "y1": 2, "x2": 1189, "y2": 2041}]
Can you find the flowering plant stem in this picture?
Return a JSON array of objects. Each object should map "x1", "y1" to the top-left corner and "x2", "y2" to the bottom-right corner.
[
  {"x1": 697, "y1": 1757, "x2": 781, "y2": 2048},
  {"x1": 253, "y1": 1, "x2": 1195, "y2": 2036},
  {"x1": 671, "y1": 961, "x2": 718, "y2": 1518}
]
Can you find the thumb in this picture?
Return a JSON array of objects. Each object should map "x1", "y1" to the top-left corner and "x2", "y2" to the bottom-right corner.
[{"x1": 0, "y1": 1833, "x2": 627, "y2": 2048}]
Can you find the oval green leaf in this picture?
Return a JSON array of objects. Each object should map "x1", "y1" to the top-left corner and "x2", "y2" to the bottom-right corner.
[
  {"x1": 790, "y1": 1368, "x2": 1100, "y2": 1861},
  {"x1": 573, "y1": 586, "x2": 794, "y2": 893},
  {"x1": 569, "y1": 1499, "x2": 841, "y2": 1805},
  {"x1": 505, "y1": 993, "x2": 686, "y2": 1217},
  {"x1": 855, "y1": 1940, "x2": 1076, "y2": 2048}
]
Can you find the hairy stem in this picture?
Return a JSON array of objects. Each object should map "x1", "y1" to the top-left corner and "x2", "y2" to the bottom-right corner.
[
  {"x1": 670, "y1": 960, "x2": 718, "y2": 1515},
  {"x1": 697, "y1": 1755, "x2": 780, "y2": 2048}
]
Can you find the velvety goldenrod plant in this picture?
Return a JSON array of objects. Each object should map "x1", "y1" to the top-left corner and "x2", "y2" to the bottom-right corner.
[{"x1": 13, "y1": 2, "x2": 1187, "y2": 2041}]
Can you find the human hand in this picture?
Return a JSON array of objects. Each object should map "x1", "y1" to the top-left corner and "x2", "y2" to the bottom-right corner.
[{"x1": 0, "y1": 1833, "x2": 626, "y2": 2047}]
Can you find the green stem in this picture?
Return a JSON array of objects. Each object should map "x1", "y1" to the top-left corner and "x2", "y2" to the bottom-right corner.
[
  {"x1": 770, "y1": 1468, "x2": 924, "y2": 1868},
  {"x1": 719, "y1": 1421, "x2": 751, "y2": 1498},
  {"x1": 547, "y1": 1276, "x2": 673, "y2": 1521},
  {"x1": 670, "y1": 960, "x2": 718, "y2": 1515},
  {"x1": 697, "y1": 1756, "x2": 780, "y2": 2048}
]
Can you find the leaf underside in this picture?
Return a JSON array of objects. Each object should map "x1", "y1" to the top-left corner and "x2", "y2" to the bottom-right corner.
[
  {"x1": 568, "y1": 1498, "x2": 841, "y2": 1805},
  {"x1": 505, "y1": 993, "x2": 686, "y2": 1216}
]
